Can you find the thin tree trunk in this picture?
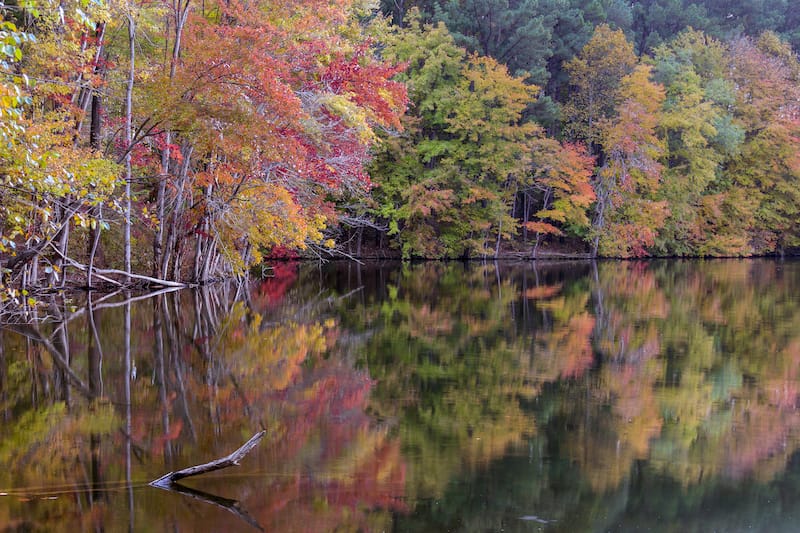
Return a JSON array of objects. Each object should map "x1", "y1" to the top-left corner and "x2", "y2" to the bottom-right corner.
[
  {"x1": 194, "y1": 183, "x2": 213, "y2": 282},
  {"x1": 88, "y1": 90, "x2": 104, "y2": 287},
  {"x1": 30, "y1": 257, "x2": 38, "y2": 289},
  {"x1": 73, "y1": 23, "x2": 106, "y2": 140},
  {"x1": 88, "y1": 205, "x2": 103, "y2": 288},
  {"x1": 161, "y1": 145, "x2": 192, "y2": 280},
  {"x1": 154, "y1": 134, "x2": 169, "y2": 277},
  {"x1": 88, "y1": 83, "x2": 105, "y2": 286},
  {"x1": 591, "y1": 187, "x2": 608, "y2": 258},
  {"x1": 89, "y1": 52, "x2": 104, "y2": 151},
  {"x1": 170, "y1": 0, "x2": 189, "y2": 80},
  {"x1": 156, "y1": 0, "x2": 190, "y2": 276},
  {"x1": 494, "y1": 218, "x2": 503, "y2": 258},
  {"x1": 21, "y1": 261, "x2": 28, "y2": 290},
  {"x1": 49, "y1": 249, "x2": 186, "y2": 287},
  {"x1": 522, "y1": 191, "x2": 530, "y2": 242},
  {"x1": 172, "y1": 241, "x2": 183, "y2": 281},
  {"x1": 200, "y1": 240, "x2": 216, "y2": 282},
  {"x1": 55, "y1": 208, "x2": 71, "y2": 288},
  {"x1": 124, "y1": 13, "x2": 136, "y2": 280},
  {"x1": 533, "y1": 188, "x2": 551, "y2": 259},
  {"x1": 193, "y1": 234, "x2": 202, "y2": 281}
]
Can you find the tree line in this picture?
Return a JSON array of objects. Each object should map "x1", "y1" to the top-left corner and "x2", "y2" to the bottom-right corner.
[
  {"x1": 368, "y1": 4, "x2": 800, "y2": 259},
  {"x1": 1, "y1": 0, "x2": 799, "y2": 300}
]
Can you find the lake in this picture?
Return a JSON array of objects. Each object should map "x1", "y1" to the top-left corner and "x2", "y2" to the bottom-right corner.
[{"x1": 2, "y1": 259, "x2": 800, "y2": 532}]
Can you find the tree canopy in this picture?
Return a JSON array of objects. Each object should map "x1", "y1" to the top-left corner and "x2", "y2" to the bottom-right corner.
[{"x1": 2, "y1": 0, "x2": 800, "y2": 302}]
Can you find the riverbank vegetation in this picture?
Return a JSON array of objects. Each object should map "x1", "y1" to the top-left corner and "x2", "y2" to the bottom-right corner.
[{"x1": 1, "y1": 0, "x2": 799, "y2": 297}]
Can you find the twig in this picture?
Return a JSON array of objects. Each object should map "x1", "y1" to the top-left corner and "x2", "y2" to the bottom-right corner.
[{"x1": 149, "y1": 430, "x2": 266, "y2": 487}]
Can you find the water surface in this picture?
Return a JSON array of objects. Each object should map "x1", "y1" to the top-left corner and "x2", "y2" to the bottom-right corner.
[{"x1": 2, "y1": 259, "x2": 800, "y2": 531}]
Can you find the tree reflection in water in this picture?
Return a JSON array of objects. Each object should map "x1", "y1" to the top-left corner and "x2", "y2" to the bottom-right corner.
[{"x1": 2, "y1": 259, "x2": 800, "y2": 531}]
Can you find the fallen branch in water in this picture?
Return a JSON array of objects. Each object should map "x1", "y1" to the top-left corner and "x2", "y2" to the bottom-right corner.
[
  {"x1": 149, "y1": 430, "x2": 266, "y2": 487},
  {"x1": 48, "y1": 243, "x2": 187, "y2": 288},
  {"x1": 151, "y1": 481, "x2": 264, "y2": 531}
]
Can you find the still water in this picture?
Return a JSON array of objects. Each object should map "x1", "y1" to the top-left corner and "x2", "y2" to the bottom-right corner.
[{"x1": 2, "y1": 259, "x2": 800, "y2": 532}]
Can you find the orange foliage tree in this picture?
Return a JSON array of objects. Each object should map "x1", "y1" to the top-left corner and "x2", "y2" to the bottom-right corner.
[
  {"x1": 139, "y1": 0, "x2": 407, "y2": 280},
  {"x1": 593, "y1": 65, "x2": 668, "y2": 257}
]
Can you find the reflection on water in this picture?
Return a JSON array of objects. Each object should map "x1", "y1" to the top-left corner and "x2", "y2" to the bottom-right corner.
[{"x1": 2, "y1": 259, "x2": 800, "y2": 531}]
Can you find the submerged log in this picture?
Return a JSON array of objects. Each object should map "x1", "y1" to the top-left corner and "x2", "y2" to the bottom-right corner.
[{"x1": 149, "y1": 430, "x2": 266, "y2": 487}]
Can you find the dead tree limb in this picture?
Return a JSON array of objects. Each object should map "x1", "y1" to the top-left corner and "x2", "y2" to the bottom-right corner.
[
  {"x1": 149, "y1": 430, "x2": 266, "y2": 487},
  {"x1": 47, "y1": 243, "x2": 187, "y2": 288}
]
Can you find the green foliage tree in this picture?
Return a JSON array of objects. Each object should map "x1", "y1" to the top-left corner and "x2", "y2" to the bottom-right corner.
[
  {"x1": 0, "y1": 0, "x2": 121, "y2": 295},
  {"x1": 651, "y1": 30, "x2": 741, "y2": 256},
  {"x1": 434, "y1": 0, "x2": 554, "y2": 85},
  {"x1": 593, "y1": 64, "x2": 668, "y2": 257},
  {"x1": 562, "y1": 24, "x2": 637, "y2": 148},
  {"x1": 631, "y1": 0, "x2": 712, "y2": 53},
  {"x1": 371, "y1": 12, "x2": 538, "y2": 258},
  {"x1": 703, "y1": 0, "x2": 790, "y2": 40},
  {"x1": 725, "y1": 34, "x2": 800, "y2": 254}
]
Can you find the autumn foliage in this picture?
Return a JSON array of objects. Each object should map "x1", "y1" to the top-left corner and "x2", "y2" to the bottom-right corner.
[{"x1": 2, "y1": 0, "x2": 800, "y2": 300}]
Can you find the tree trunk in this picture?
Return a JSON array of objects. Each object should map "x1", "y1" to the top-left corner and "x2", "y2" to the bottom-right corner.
[
  {"x1": 155, "y1": 0, "x2": 190, "y2": 276},
  {"x1": 88, "y1": 205, "x2": 103, "y2": 288},
  {"x1": 154, "y1": 133, "x2": 169, "y2": 277},
  {"x1": 591, "y1": 186, "x2": 609, "y2": 258},
  {"x1": 89, "y1": 78, "x2": 103, "y2": 150},
  {"x1": 533, "y1": 188, "x2": 551, "y2": 259},
  {"x1": 124, "y1": 13, "x2": 136, "y2": 281},
  {"x1": 161, "y1": 144, "x2": 192, "y2": 280},
  {"x1": 522, "y1": 191, "x2": 531, "y2": 242},
  {"x1": 53, "y1": 207, "x2": 71, "y2": 288},
  {"x1": 74, "y1": 23, "x2": 106, "y2": 142},
  {"x1": 494, "y1": 218, "x2": 503, "y2": 258}
]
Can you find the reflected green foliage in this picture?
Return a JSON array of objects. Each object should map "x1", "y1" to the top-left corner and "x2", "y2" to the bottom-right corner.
[
  {"x1": 5, "y1": 260, "x2": 800, "y2": 530},
  {"x1": 357, "y1": 263, "x2": 540, "y2": 497},
  {"x1": 331, "y1": 260, "x2": 800, "y2": 530}
]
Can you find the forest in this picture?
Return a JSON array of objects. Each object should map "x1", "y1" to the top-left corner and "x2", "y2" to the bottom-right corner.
[{"x1": 1, "y1": 0, "x2": 799, "y2": 297}]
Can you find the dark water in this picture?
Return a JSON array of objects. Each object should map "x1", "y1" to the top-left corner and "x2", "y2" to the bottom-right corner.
[{"x1": 2, "y1": 259, "x2": 800, "y2": 532}]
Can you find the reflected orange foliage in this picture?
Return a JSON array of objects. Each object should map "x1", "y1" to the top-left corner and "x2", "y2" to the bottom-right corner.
[{"x1": 524, "y1": 284, "x2": 562, "y2": 300}]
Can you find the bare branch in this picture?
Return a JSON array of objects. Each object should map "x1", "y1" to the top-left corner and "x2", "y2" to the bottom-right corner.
[{"x1": 150, "y1": 430, "x2": 266, "y2": 486}]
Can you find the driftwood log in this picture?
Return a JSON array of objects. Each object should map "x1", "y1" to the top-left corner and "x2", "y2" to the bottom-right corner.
[{"x1": 149, "y1": 430, "x2": 266, "y2": 487}]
